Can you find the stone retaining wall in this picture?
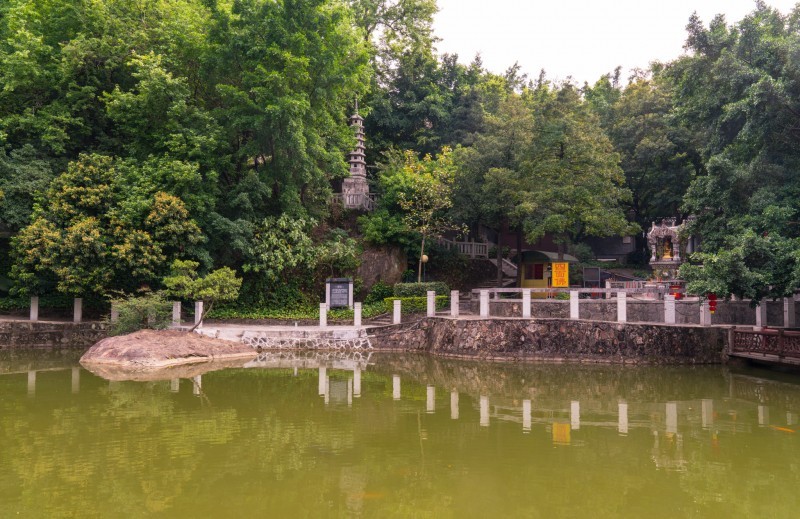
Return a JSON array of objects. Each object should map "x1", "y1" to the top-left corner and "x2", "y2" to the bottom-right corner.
[
  {"x1": 0, "y1": 320, "x2": 108, "y2": 349},
  {"x1": 368, "y1": 317, "x2": 727, "y2": 364},
  {"x1": 477, "y1": 298, "x2": 795, "y2": 326}
]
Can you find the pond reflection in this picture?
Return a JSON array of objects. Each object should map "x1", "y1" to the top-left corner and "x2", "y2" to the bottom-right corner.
[{"x1": 2, "y1": 350, "x2": 800, "y2": 517}]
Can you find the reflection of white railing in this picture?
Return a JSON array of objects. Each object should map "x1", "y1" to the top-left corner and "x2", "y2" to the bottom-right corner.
[
  {"x1": 331, "y1": 193, "x2": 376, "y2": 211},
  {"x1": 243, "y1": 350, "x2": 373, "y2": 370},
  {"x1": 438, "y1": 238, "x2": 490, "y2": 259}
]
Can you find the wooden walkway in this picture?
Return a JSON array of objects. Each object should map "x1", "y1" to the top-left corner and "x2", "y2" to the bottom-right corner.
[{"x1": 730, "y1": 328, "x2": 800, "y2": 366}]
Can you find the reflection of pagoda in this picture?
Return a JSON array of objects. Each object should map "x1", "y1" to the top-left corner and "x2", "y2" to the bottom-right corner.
[
  {"x1": 647, "y1": 217, "x2": 698, "y2": 280},
  {"x1": 339, "y1": 102, "x2": 375, "y2": 211}
]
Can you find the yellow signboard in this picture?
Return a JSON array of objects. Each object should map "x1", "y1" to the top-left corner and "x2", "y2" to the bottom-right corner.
[
  {"x1": 552, "y1": 422, "x2": 571, "y2": 445},
  {"x1": 551, "y1": 262, "x2": 569, "y2": 287}
]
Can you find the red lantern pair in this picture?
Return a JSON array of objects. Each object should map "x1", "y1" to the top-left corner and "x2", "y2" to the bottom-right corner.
[{"x1": 707, "y1": 293, "x2": 717, "y2": 314}]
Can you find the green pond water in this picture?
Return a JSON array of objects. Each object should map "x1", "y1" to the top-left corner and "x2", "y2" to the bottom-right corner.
[{"x1": 2, "y1": 349, "x2": 800, "y2": 518}]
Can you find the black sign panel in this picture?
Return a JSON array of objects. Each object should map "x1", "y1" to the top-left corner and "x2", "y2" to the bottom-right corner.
[{"x1": 327, "y1": 278, "x2": 351, "y2": 308}]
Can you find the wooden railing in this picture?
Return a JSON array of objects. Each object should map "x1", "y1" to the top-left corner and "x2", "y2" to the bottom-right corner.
[
  {"x1": 732, "y1": 328, "x2": 800, "y2": 360},
  {"x1": 437, "y1": 238, "x2": 490, "y2": 259}
]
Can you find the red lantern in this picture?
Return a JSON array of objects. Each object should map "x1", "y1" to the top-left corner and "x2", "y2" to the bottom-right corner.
[{"x1": 708, "y1": 293, "x2": 718, "y2": 314}]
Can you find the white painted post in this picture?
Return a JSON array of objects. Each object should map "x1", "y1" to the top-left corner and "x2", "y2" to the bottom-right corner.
[
  {"x1": 480, "y1": 395, "x2": 490, "y2": 427},
  {"x1": 701, "y1": 399, "x2": 713, "y2": 429},
  {"x1": 393, "y1": 299, "x2": 401, "y2": 324},
  {"x1": 522, "y1": 289, "x2": 531, "y2": 318},
  {"x1": 392, "y1": 374, "x2": 401, "y2": 400},
  {"x1": 325, "y1": 282, "x2": 331, "y2": 310},
  {"x1": 71, "y1": 367, "x2": 80, "y2": 394},
  {"x1": 479, "y1": 290, "x2": 489, "y2": 318},
  {"x1": 194, "y1": 301, "x2": 204, "y2": 328},
  {"x1": 426, "y1": 291, "x2": 436, "y2": 317},
  {"x1": 450, "y1": 390, "x2": 459, "y2": 420},
  {"x1": 318, "y1": 368, "x2": 327, "y2": 395},
  {"x1": 700, "y1": 301, "x2": 711, "y2": 327},
  {"x1": 30, "y1": 296, "x2": 39, "y2": 322},
  {"x1": 348, "y1": 280, "x2": 354, "y2": 309},
  {"x1": 426, "y1": 385, "x2": 435, "y2": 413},
  {"x1": 347, "y1": 378, "x2": 353, "y2": 407},
  {"x1": 570, "y1": 291, "x2": 579, "y2": 320},
  {"x1": 354, "y1": 302, "x2": 362, "y2": 327},
  {"x1": 172, "y1": 301, "x2": 181, "y2": 327},
  {"x1": 571, "y1": 400, "x2": 581, "y2": 430},
  {"x1": 664, "y1": 295, "x2": 676, "y2": 324},
  {"x1": 617, "y1": 292, "x2": 627, "y2": 323},
  {"x1": 618, "y1": 401, "x2": 628, "y2": 435},
  {"x1": 450, "y1": 290, "x2": 460, "y2": 317},
  {"x1": 784, "y1": 298, "x2": 796, "y2": 328},
  {"x1": 27, "y1": 371, "x2": 36, "y2": 397},
  {"x1": 755, "y1": 303, "x2": 767, "y2": 330},
  {"x1": 319, "y1": 303, "x2": 327, "y2": 328},
  {"x1": 758, "y1": 405, "x2": 769, "y2": 426},
  {"x1": 73, "y1": 298, "x2": 83, "y2": 323},
  {"x1": 110, "y1": 303, "x2": 119, "y2": 323},
  {"x1": 522, "y1": 399, "x2": 532, "y2": 432},
  {"x1": 666, "y1": 402, "x2": 678, "y2": 434},
  {"x1": 354, "y1": 367, "x2": 361, "y2": 397}
]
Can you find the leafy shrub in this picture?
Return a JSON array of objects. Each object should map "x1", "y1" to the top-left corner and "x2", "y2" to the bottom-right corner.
[
  {"x1": 393, "y1": 282, "x2": 450, "y2": 297},
  {"x1": 555, "y1": 292, "x2": 570, "y2": 300},
  {"x1": 383, "y1": 295, "x2": 448, "y2": 313},
  {"x1": 107, "y1": 292, "x2": 173, "y2": 336},
  {"x1": 365, "y1": 281, "x2": 393, "y2": 304}
]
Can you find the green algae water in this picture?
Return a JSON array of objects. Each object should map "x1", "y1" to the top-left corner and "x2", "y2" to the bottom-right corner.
[{"x1": 2, "y1": 350, "x2": 800, "y2": 518}]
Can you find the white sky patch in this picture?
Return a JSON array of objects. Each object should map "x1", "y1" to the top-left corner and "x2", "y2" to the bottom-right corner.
[{"x1": 433, "y1": 0, "x2": 799, "y2": 85}]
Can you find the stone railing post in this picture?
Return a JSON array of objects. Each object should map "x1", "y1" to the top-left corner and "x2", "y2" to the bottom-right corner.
[
  {"x1": 570, "y1": 291, "x2": 579, "y2": 320},
  {"x1": 354, "y1": 302, "x2": 362, "y2": 327},
  {"x1": 30, "y1": 296, "x2": 39, "y2": 322},
  {"x1": 426, "y1": 291, "x2": 436, "y2": 317},
  {"x1": 393, "y1": 299, "x2": 401, "y2": 324},
  {"x1": 172, "y1": 301, "x2": 181, "y2": 327},
  {"x1": 110, "y1": 303, "x2": 119, "y2": 323},
  {"x1": 664, "y1": 295, "x2": 676, "y2": 324},
  {"x1": 700, "y1": 301, "x2": 711, "y2": 327},
  {"x1": 522, "y1": 289, "x2": 531, "y2": 318},
  {"x1": 480, "y1": 290, "x2": 489, "y2": 318},
  {"x1": 785, "y1": 297, "x2": 796, "y2": 328},
  {"x1": 73, "y1": 298, "x2": 83, "y2": 323},
  {"x1": 450, "y1": 290, "x2": 460, "y2": 317},
  {"x1": 616, "y1": 292, "x2": 627, "y2": 323},
  {"x1": 194, "y1": 301, "x2": 204, "y2": 328},
  {"x1": 319, "y1": 303, "x2": 327, "y2": 328},
  {"x1": 755, "y1": 303, "x2": 767, "y2": 330}
]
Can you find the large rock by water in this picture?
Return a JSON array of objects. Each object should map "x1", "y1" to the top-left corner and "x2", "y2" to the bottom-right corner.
[{"x1": 80, "y1": 329, "x2": 256, "y2": 370}]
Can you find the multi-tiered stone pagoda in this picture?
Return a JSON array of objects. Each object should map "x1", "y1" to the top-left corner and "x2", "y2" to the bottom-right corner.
[{"x1": 340, "y1": 103, "x2": 374, "y2": 211}]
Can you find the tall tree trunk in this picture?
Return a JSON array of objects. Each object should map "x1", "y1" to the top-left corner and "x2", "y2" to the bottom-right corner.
[
  {"x1": 496, "y1": 235, "x2": 504, "y2": 287},
  {"x1": 417, "y1": 234, "x2": 426, "y2": 283},
  {"x1": 516, "y1": 226, "x2": 524, "y2": 286}
]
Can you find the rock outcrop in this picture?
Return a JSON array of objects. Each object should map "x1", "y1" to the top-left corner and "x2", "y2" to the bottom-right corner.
[{"x1": 80, "y1": 329, "x2": 256, "y2": 370}]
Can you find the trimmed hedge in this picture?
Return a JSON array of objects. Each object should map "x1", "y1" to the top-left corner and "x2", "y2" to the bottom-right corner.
[
  {"x1": 383, "y1": 295, "x2": 448, "y2": 314},
  {"x1": 393, "y1": 282, "x2": 450, "y2": 297},
  {"x1": 207, "y1": 302, "x2": 388, "y2": 320}
]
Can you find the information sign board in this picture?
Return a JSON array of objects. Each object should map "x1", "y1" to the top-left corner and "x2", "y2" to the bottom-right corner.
[{"x1": 327, "y1": 278, "x2": 351, "y2": 308}]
